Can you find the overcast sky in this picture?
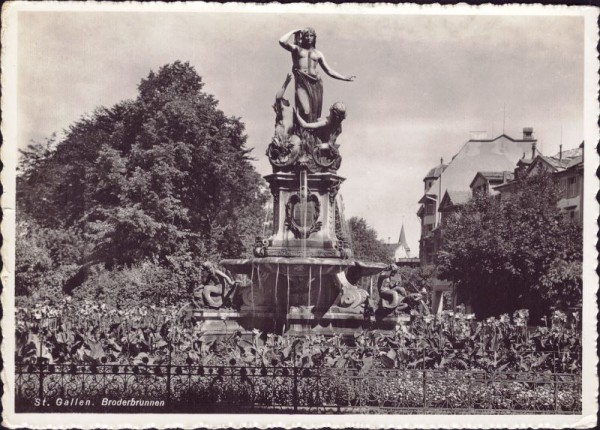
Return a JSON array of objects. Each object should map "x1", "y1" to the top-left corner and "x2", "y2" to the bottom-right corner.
[{"x1": 17, "y1": 7, "x2": 584, "y2": 253}]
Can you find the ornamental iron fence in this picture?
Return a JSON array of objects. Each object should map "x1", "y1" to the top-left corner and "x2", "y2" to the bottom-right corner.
[{"x1": 16, "y1": 359, "x2": 581, "y2": 414}]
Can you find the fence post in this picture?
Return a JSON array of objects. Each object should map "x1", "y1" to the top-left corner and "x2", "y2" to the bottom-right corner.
[
  {"x1": 553, "y1": 351, "x2": 558, "y2": 411},
  {"x1": 38, "y1": 362, "x2": 44, "y2": 406},
  {"x1": 38, "y1": 314, "x2": 45, "y2": 406},
  {"x1": 166, "y1": 339, "x2": 172, "y2": 410},
  {"x1": 293, "y1": 365, "x2": 298, "y2": 413},
  {"x1": 422, "y1": 349, "x2": 426, "y2": 408}
]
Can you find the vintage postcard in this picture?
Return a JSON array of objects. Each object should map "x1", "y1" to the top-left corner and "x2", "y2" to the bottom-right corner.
[{"x1": 1, "y1": 2, "x2": 598, "y2": 428}]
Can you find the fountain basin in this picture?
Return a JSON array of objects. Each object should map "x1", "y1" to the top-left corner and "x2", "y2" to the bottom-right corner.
[
  {"x1": 192, "y1": 259, "x2": 394, "y2": 336},
  {"x1": 221, "y1": 257, "x2": 386, "y2": 277}
]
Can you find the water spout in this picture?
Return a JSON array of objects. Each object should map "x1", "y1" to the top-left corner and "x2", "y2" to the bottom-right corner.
[
  {"x1": 307, "y1": 265, "x2": 312, "y2": 307},
  {"x1": 250, "y1": 263, "x2": 256, "y2": 326},
  {"x1": 299, "y1": 168, "x2": 308, "y2": 258},
  {"x1": 286, "y1": 265, "x2": 291, "y2": 331},
  {"x1": 317, "y1": 266, "x2": 323, "y2": 310},
  {"x1": 274, "y1": 263, "x2": 280, "y2": 313}
]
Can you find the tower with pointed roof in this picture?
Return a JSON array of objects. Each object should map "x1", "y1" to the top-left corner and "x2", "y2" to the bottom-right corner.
[{"x1": 394, "y1": 222, "x2": 420, "y2": 267}]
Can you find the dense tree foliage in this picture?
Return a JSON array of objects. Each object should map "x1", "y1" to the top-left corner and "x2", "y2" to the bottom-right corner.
[
  {"x1": 17, "y1": 61, "x2": 268, "y2": 305},
  {"x1": 396, "y1": 265, "x2": 435, "y2": 295},
  {"x1": 347, "y1": 217, "x2": 393, "y2": 263},
  {"x1": 437, "y1": 172, "x2": 582, "y2": 319}
]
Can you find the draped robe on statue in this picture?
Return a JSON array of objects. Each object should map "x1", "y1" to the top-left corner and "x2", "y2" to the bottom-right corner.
[{"x1": 293, "y1": 68, "x2": 323, "y2": 122}]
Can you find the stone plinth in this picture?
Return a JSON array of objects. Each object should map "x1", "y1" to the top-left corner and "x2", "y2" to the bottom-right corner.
[
  {"x1": 263, "y1": 171, "x2": 348, "y2": 258},
  {"x1": 193, "y1": 308, "x2": 412, "y2": 337}
]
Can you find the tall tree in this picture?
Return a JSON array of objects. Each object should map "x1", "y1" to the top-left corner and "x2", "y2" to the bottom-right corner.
[
  {"x1": 17, "y1": 61, "x2": 268, "y2": 299},
  {"x1": 437, "y1": 172, "x2": 582, "y2": 319},
  {"x1": 347, "y1": 217, "x2": 394, "y2": 263}
]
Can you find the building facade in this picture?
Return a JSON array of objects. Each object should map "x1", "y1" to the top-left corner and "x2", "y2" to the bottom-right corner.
[
  {"x1": 417, "y1": 129, "x2": 538, "y2": 314},
  {"x1": 494, "y1": 143, "x2": 584, "y2": 223},
  {"x1": 418, "y1": 129, "x2": 537, "y2": 266}
]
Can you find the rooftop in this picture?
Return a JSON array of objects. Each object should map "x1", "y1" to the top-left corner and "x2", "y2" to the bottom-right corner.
[
  {"x1": 424, "y1": 164, "x2": 448, "y2": 180},
  {"x1": 446, "y1": 190, "x2": 472, "y2": 205},
  {"x1": 477, "y1": 171, "x2": 515, "y2": 181},
  {"x1": 439, "y1": 190, "x2": 472, "y2": 212},
  {"x1": 527, "y1": 146, "x2": 583, "y2": 174},
  {"x1": 469, "y1": 171, "x2": 514, "y2": 188},
  {"x1": 422, "y1": 133, "x2": 537, "y2": 204}
]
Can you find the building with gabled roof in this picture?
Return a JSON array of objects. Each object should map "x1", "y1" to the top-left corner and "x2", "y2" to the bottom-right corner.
[
  {"x1": 439, "y1": 190, "x2": 472, "y2": 218},
  {"x1": 470, "y1": 171, "x2": 514, "y2": 196},
  {"x1": 417, "y1": 128, "x2": 539, "y2": 314},
  {"x1": 418, "y1": 128, "x2": 538, "y2": 266},
  {"x1": 494, "y1": 142, "x2": 584, "y2": 223}
]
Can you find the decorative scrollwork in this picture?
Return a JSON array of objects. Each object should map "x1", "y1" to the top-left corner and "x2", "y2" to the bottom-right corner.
[
  {"x1": 284, "y1": 192, "x2": 322, "y2": 239},
  {"x1": 328, "y1": 179, "x2": 343, "y2": 206},
  {"x1": 310, "y1": 139, "x2": 342, "y2": 172},
  {"x1": 334, "y1": 272, "x2": 369, "y2": 313},
  {"x1": 267, "y1": 129, "x2": 342, "y2": 174},
  {"x1": 266, "y1": 134, "x2": 301, "y2": 171}
]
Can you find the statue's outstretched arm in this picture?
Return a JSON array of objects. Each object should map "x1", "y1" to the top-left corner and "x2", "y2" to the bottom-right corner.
[
  {"x1": 318, "y1": 54, "x2": 355, "y2": 82},
  {"x1": 294, "y1": 109, "x2": 327, "y2": 129},
  {"x1": 279, "y1": 29, "x2": 301, "y2": 52}
]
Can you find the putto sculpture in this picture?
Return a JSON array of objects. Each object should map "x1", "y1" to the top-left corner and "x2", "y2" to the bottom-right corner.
[
  {"x1": 376, "y1": 266, "x2": 430, "y2": 315},
  {"x1": 192, "y1": 261, "x2": 241, "y2": 310}
]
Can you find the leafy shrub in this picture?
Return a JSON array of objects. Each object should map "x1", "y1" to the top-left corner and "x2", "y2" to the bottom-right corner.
[{"x1": 16, "y1": 302, "x2": 581, "y2": 375}]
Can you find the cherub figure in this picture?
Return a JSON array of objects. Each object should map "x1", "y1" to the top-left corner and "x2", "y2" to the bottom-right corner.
[
  {"x1": 193, "y1": 262, "x2": 240, "y2": 309},
  {"x1": 294, "y1": 103, "x2": 346, "y2": 170},
  {"x1": 377, "y1": 266, "x2": 409, "y2": 312},
  {"x1": 294, "y1": 102, "x2": 346, "y2": 147},
  {"x1": 273, "y1": 72, "x2": 293, "y2": 138}
]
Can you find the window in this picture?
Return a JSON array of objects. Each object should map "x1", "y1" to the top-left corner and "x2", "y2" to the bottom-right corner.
[
  {"x1": 567, "y1": 177, "x2": 578, "y2": 198},
  {"x1": 475, "y1": 184, "x2": 488, "y2": 195},
  {"x1": 425, "y1": 202, "x2": 435, "y2": 215},
  {"x1": 563, "y1": 206, "x2": 578, "y2": 223}
]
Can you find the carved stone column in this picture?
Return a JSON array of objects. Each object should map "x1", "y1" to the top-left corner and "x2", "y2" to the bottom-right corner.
[{"x1": 263, "y1": 171, "x2": 345, "y2": 258}]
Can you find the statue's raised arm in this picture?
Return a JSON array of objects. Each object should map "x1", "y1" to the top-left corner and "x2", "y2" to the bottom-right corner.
[
  {"x1": 280, "y1": 27, "x2": 355, "y2": 123},
  {"x1": 279, "y1": 28, "x2": 303, "y2": 52}
]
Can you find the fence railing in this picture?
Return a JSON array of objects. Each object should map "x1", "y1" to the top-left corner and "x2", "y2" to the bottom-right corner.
[{"x1": 16, "y1": 362, "x2": 581, "y2": 414}]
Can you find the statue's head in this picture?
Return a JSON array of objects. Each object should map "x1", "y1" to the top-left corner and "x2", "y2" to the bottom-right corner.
[
  {"x1": 301, "y1": 27, "x2": 317, "y2": 48},
  {"x1": 329, "y1": 102, "x2": 346, "y2": 122}
]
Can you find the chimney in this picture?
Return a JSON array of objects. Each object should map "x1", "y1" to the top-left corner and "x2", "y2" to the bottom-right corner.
[
  {"x1": 559, "y1": 144, "x2": 563, "y2": 161},
  {"x1": 523, "y1": 127, "x2": 534, "y2": 140}
]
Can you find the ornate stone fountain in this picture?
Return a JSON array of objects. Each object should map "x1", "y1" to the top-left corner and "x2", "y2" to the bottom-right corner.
[{"x1": 193, "y1": 28, "x2": 413, "y2": 336}]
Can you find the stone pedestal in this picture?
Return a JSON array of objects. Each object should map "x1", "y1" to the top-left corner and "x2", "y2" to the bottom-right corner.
[{"x1": 263, "y1": 171, "x2": 348, "y2": 258}]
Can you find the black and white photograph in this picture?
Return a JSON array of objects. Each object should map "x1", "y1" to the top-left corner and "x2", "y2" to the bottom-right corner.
[{"x1": 1, "y1": 2, "x2": 598, "y2": 428}]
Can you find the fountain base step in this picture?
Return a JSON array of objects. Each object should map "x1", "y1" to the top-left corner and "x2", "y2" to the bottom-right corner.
[{"x1": 192, "y1": 309, "x2": 411, "y2": 337}]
